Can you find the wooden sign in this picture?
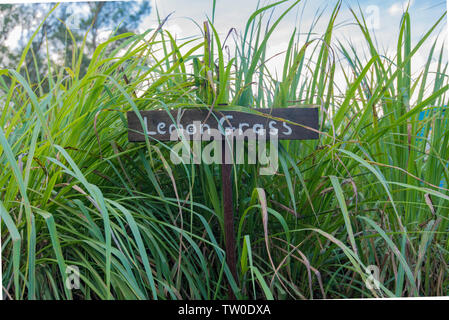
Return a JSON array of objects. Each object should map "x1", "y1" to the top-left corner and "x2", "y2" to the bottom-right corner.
[
  {"x1": 127, "y1": 106, "x2": 319, "y2": 299},
  {"x1": 127, "y1": 107, "x2": 318, "y2": 142}
]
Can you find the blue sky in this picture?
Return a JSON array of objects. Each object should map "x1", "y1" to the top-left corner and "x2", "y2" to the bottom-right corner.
[
  {"x1": 136, "y1": 0, "x2": 446, "y2": 79},
  {"x1": 3, "y1": 1, "x2": 447, "y2": 60},
  {"x1": 2, "y1": 0, "x2": 448, "y2": 87}
]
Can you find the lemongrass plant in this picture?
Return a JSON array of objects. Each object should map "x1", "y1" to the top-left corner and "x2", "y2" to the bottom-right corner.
[{"x1": 1, "y1": 0, "x2": 448, "y2": 299}]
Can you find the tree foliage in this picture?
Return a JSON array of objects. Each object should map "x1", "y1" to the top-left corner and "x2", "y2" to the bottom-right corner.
[{"x1": 0, "y1": 1, "x2": 151, "y2": 81}]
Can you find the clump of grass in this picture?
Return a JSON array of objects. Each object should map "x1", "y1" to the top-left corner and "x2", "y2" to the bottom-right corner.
[{"x1": 1, "y1": 1, "x2": 448, "y2": 299}]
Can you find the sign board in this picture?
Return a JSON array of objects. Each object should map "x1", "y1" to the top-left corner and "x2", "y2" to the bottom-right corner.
[
  {"x1": 127, "y1": 107, "x2": 318, "y2": 142},
  {"x1": 126, "y1": 106, "x2": 319, "y2": 299}
]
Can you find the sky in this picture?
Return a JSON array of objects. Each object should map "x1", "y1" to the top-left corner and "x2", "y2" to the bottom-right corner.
[
  {"x1": 133, "y1": 0, "x2": 447, "y2": 100},
  {"x1": 1, "y1": 0, "x2": 448, "y2": 94},
  {"x1": 138, "y1": 0, "x2": 447, "y2": 73}
]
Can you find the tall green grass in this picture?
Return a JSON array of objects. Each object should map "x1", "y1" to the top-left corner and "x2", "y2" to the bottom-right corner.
[{"x1": 1, "y1": 1, "x2": 448, "y2": 299}]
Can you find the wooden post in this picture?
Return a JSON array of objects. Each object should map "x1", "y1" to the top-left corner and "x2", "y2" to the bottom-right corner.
[
  {"x1": 222, "y1": 141, "x2": 237, "y2": 299},
  {"x1": 127, "y1": 107, "x2": 319, "y2": 300}
]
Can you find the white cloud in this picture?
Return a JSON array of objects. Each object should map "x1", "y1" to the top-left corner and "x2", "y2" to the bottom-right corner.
[
  {"x1": 5, "y1": 26, "x2": 22, "y2": 50},
  {"x1": 388, "y1": 0, "x2": 414, "y2": 16}
]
